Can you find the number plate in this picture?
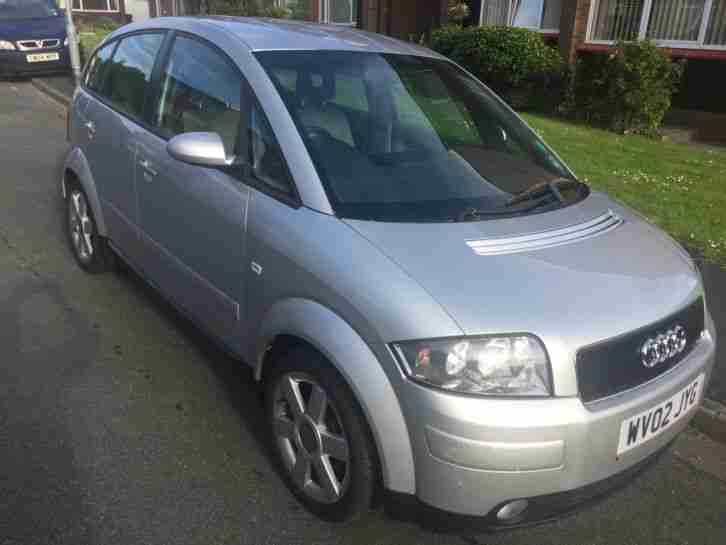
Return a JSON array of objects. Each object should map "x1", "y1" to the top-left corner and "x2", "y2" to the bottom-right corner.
[
  {"x1": 617, "y1": 374, "x2": 704, "y2": 456},
  {"x1": 26, "y1": 52, "x2": 60, "y2": 63}
]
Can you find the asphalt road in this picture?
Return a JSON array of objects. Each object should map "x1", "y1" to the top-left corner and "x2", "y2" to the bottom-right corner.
[{"x1": 1, "y1": 81, "x2": 726, "y2": 545}]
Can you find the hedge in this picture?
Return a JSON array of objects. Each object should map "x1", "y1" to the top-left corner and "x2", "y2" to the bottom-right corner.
[
  {"x1": 430, "y1": 24, "x2": 566, "y2": 111},
  {"x1": 568, "y1": 41, "x2": 685, "y2": 135}
]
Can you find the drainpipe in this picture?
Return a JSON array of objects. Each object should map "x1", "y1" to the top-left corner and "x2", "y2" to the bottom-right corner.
[{"x1": 64, "y1": 4, "x2": 82, "y2": 86}]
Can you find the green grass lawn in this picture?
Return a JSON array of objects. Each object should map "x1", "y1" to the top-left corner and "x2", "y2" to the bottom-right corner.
[{"x1": 522, "y1": 113, "x2": 726, "y2": 264}]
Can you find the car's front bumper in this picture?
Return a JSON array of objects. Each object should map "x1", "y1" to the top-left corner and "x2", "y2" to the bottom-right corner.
[
  {"x1": 0, "y1": 47, "x2": 70, "y2": 77},
  {"x1": 395, "y1": 309, "x2": 716, "y2": 525}
]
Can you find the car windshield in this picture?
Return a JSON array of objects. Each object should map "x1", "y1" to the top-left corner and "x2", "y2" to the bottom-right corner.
[
  {"x1": 0, "y1": 0, "x2": 57, "y2": 20},
  {"x1": 255, "y1": 50, "x2": 587, "y2": 223}
]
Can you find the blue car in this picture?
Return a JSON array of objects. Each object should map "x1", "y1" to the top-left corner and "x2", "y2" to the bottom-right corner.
[{"x1": 0, "y1": 0, "x2": 70, "y2": 77}]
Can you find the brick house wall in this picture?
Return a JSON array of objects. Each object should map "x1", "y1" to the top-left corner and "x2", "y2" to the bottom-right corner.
[
  {"x1": 359, "y1": 0, "x2": 448, "y2": 40},
  {"x1": 559, "y1": 0, "x2": 591, "y2": 63}
]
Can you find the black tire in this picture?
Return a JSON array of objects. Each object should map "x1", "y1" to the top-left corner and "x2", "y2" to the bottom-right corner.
[
  {"x1": 265, "y1": 344, "x2": 379, "y2": 522},
  {"x1": 65, "y1": 179, "x2": 114, "y2": 274}
]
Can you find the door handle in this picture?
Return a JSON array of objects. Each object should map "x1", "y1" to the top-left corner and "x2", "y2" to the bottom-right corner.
[
  {"x1": 84, "y1": 120, "x2": 96, "y2": 138},
  {"x1": 138, "y1": 158, "x2": 158, "y2": 179}
]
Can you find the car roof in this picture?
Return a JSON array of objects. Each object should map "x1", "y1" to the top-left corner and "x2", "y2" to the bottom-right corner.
[{"x1": 118, "y1": 16, "x2": 443, "y2": 59}]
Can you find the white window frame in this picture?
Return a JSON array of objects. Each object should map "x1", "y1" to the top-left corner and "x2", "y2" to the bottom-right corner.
[
  {"x1": 319, "y1": 0, "x2": 357, "y2": 26},
  {"x1": 585, "y1": 0, "x2": 726, "y2": 50},
  {"x1": 72, "y1": 0, "x2": 119, "y2": 13},
  {"x1": 478, "y1": 0, "x2": 561, "y2": 33}
]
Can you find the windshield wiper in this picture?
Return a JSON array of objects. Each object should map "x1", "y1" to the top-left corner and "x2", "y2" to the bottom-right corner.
[
  {"x1": 506, "y1": 177, "x2": 580, "y2": 207},
  {"x1": 456, "y1": 193, "x2": 560, "y2": 222},
  {"x1": 455, "y1": 178, "x2": 586, "y2": 222}
]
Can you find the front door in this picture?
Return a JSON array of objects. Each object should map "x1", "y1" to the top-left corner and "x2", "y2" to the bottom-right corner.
[{"x1": 136, "y1": 33, "x2": 249, "y2": 352}]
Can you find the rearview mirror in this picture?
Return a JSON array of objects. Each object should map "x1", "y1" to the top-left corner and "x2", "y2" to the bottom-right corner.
[{"x1": 167, "y1": 132, "x2": 229, "y2": 167}]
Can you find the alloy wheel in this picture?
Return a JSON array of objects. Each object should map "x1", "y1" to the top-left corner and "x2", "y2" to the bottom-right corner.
[
  {"x1": 68, "y1": 189, "x2": 94, "y2": 263},
  {"x1": 272, "y1": 372, "x2": 351, "y2": 504}
]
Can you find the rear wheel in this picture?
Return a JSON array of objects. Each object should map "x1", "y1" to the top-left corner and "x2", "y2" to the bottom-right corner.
[
  {"x1": 265, "y1": 345, "x2": 378, "y2": 522},
  {"x1": 65, "y1": 181, "x2": 113, "y2": 273}
]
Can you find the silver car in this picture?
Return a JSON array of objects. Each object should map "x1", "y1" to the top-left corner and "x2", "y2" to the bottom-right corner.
[{"x1": 63, "y1": 17, "x2": 716, "y2": 528}]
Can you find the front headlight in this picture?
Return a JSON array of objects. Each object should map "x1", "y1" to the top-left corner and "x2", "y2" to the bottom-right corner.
[
  {"x1": 0, "y1": 40, "x2": 16, "y2": 51},
  {"x1": 392, "y1": 334, "x2": 552, "y2": 396}
]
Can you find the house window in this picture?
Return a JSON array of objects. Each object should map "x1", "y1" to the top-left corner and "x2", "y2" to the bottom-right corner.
[
  {"x1": 261, "y1": 0, "x2": 313, "y2": 20},
  {"x1": 72, "y1": 0, "x2": 118, "y2": 11},
  {"x1": 647, "y1": 0, "x2": 706, "y2": 42},
  {"x1": 261, "y1": 0, "x2": 356, "y2": 25},
  {"x1": 480, "y1": 0, "x2": 562, "y2": 32},
  {"x1": 590, "y1": 0, "x2": 645, "y2": 41},
  {"x1": 705, "y1": 0, "x2": 726, "y2": 44},
  {"x1": 588, "y1": 0, "x2": 726, "y2": 48},
  {"x1": 322, "y1": 0, "x2": 356, "y2": 25}
]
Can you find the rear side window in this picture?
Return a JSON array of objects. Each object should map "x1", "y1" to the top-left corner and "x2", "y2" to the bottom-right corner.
[
  {"x1": 154, "y1": 35, "x2": 242, "y2": 157},
  {"x1": 83, "y1": 42, "x2": 115, "y2": 95},
  {"x1": 105, "y1": 33, "x2": 164, "y2": 120}
]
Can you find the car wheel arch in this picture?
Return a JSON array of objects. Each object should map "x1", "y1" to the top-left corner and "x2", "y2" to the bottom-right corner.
[
  {"x1": 63, "y1": 148, "x2": 107, "y2": 237},
  {"x1": 253, "y1": 298, "x2": 416, "y2": 496}
]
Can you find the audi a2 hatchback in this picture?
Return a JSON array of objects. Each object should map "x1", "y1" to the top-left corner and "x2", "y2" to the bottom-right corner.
[{"x1": 63, "y1": 17, "x2": 716, "y2": 527}]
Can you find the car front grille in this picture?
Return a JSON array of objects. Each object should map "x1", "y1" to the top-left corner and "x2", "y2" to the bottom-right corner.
[
  {"x1": 16, "y1": 39, "x2": 61, "y2": 51},
  {"x1": 576, "y1": 297, "x2": 704, "y2": 403}
]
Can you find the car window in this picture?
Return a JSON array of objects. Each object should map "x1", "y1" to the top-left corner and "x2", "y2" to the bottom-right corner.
[
  {"x1": 0, "y1": 0, "x2": 56, "y2": 19},
  {"x1": 392, "y1": 68, "x2": 481, "y2": 147},
  {"x1": 330, "y1": 73, "x2": 368, "y2": 112},
  {"x1": 83, "y1": 42, "x2": 115, "y2": 96},
  {"x1": 155, "y1": 36, "x2": 242, "y2": 157},
  {"x1": 256, "y1": 51, "x2": 582, "y2": 223},
  {"x1": 249, "y1": 102, "x2": 294, "y2": 197},
  {"x1": 105, "y1": 33, "x2": 164, "y2": 121}
]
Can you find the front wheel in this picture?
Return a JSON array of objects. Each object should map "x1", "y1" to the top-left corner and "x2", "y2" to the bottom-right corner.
[{"x1": 265, "y1": 345, "x2": 379, "y2": 522}]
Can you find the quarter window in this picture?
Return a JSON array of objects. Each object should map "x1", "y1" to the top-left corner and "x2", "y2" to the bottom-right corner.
[
  {"x1": 249, "y1": 103, "x2": 294, "y2": 196},
  {"x1": 83, "y1": 41, "x2": 114, "y2": 95},
  {"x1": 155, "y1": 36, "x2": 242, "y2": 157},
  {"x1": 105, "y1": 33, "x2": 164, "y2": 120}
]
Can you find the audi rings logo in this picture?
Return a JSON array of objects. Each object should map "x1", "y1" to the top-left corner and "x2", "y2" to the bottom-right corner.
[{"x1": 640, "y1": 326, "x2": 687, "y2": 368}]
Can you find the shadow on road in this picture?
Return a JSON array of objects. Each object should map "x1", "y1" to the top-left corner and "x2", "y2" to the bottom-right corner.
[{"x1": 109, "y1": 259, "x2": 275, "y2": 462}]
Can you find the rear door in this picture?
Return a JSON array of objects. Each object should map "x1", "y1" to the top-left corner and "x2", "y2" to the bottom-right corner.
[
  {"x1": 135, "y1": 33, "x2": 250, "y2": 351},
  {"x1": 74, "y1": 40, "x2": 115, "y2": 191},
  {"x1": 83, "y1": 32, "x2": 166, "y2": 263}
]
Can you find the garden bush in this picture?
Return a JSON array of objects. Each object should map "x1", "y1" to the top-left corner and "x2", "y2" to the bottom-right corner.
[
  {"x1": 569, "y1": 41, "x2": 684, "y2": 135},
  {"x1": 430, "y1": 24, "x2": 565, "y2": 110}
]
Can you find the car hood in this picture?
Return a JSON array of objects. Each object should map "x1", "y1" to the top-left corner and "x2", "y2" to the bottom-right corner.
[
  {"x1": 345, "y1": 192, "x2": 702, "y2": 392},
  {"x1": 0, "y1": 16, "x2": 66, "y2": 41}
]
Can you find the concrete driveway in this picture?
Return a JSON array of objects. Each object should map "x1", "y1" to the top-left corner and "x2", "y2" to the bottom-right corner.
[{"x1": 1, "y1": 80, "x2": 726, "y2": 545}]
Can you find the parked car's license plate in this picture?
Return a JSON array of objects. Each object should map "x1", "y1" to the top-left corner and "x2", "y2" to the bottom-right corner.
[
  {"x1": 617, "y1": 374, "x2": 703, "y2": 456},
  {"x1": 26, "y1": 53, "x2": 59, "y2": 63}
]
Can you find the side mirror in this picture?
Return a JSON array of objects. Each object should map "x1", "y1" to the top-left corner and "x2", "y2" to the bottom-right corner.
[{"x1": 167, "y1": 132, "x2": 229, "y2": 167}]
